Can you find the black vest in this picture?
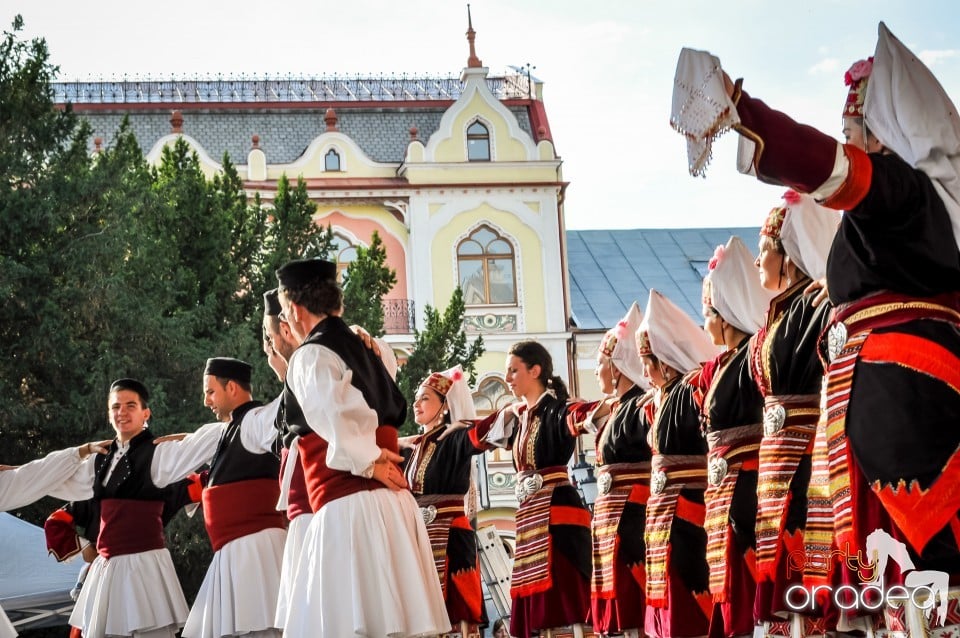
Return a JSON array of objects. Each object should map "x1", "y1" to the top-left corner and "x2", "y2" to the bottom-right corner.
[
  {"x1": 206, "y1": 400, "x2": 281, "y2": 486},
  {"x1": 93, "y1": 429, "x2": 164, "y2": 501},
  {"x1": 283, "y1": 316, "x2": 406, "y2": 438}
]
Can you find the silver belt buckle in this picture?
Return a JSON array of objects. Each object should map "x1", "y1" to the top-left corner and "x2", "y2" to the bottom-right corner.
[
  {"x1": 514, "y1": 473, "x2": 544, "y2": 503},
  {"x1": 650, "y1": 469, "x2": 668, "y2": 496},
  {"x1": 763, "y1": 404, "x2": 786, "y2": 436},
  {"x1": 597, "y1": 471, "x2": 613, "y2": 496},
  {"x1": 420, "y1": 505, "x2": 437, "y2": 525},
  {"x1": 827, "y1": 322, "x2": 848, "y2": 363},
  {"x1": 707, "y1": 457, "x2": 728, "y2": 487}
]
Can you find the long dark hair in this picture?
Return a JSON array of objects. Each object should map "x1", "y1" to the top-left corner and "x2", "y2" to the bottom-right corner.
[{"x1": 508, "y1": 340, "x2": 569, "y2": 403}]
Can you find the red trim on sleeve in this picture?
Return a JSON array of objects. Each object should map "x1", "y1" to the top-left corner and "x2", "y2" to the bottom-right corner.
[
  {"x1": 46, "y1": 508, "x2": 74, "y2": 524},
  {"x1": 823, "y1": 144, "x2": 873, "y2": 211},
  {"x1": 187, "y1": 473, "x2": 204, "y2": 503}
]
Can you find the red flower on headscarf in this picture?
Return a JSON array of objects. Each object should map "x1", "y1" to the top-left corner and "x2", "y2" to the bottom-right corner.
[
  {"x1": 614, "y1": 319, "x2": 629, "y2": 341},
  {"x1": 708, "y1": 244, "x2": 724, "y2": 271},
  {"x1": 451, "y1": 368, "x2": 463, "y2": 382},
  {"x1": 844, "y1": 57, "x2": 874, "y2": 86},
  {"x1": 782, "y1": 189, "x2": 802, "y2": 205}
]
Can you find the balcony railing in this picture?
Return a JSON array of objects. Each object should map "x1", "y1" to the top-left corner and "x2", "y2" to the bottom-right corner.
[{"x1": 382, "y1": 299, "x2": 415, "y2": 334}]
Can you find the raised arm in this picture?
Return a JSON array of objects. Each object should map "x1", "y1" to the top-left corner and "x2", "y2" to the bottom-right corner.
[
  {"x1": 150, "y1": 421, "x2": 225, "y2": 487},
  {"x1": 1, "y1": 444, "x2": 107, "y2": 510}
]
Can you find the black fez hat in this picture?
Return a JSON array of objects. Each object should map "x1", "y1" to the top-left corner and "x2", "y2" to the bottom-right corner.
[
  {"x1": 276, "y1": 258, "x2": 337, "y2": 289},
  {"x1": 263, "y1": 288, "x2": 282, "y2": 317},
  {"x1": 110, "y1": 378, "x2": 150, "y2": 403},
  {"x1": 204, "y1": 357, "x2": 253, "y2": 383}
]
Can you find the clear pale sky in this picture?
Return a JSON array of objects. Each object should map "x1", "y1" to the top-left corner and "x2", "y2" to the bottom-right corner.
[{"x1": 14, "y1": 0, "x2": 960, "y2": 229}]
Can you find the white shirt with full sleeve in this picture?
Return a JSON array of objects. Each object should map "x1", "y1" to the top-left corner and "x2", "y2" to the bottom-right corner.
[
  {"x1": 281, "y1": 343, "x2": 448, "y2": 638},
  {"x1": 65, "y1": 421, "x2": 225, "y2": 638},
  {"x1": 0, "y1": 446, "x2": 87, "y2": 638},
  {"x1": 0, "y1": 446, "x2": 84, "y2": 512}
]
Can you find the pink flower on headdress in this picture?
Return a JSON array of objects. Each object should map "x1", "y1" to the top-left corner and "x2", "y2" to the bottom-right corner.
[
  {"x1": 451, "y1": 368, "x2": 463, "y2": 382},
  {"x1": 844, "y1": 57, "x2": 874, "y2": 86},
  {"x1": 782, "y1": 189, "x2": 802, "y2": 205},
  {"x1": 708, "y1": 244, "x2": 724, "y2": 271},
  {"x1": 614, "y1": 319, "x2": 629, "y2": 341}
]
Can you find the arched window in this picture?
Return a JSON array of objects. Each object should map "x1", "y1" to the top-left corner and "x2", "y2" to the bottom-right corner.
[
  {"x1": 331, "y1": 233, "x2": 357, "y2": 281},
  {"x1": 473, "y1": 377, "x2": 514, "y2": 416},
  {"x1": 466, "y1": 120, "x2": 490, "y2": 161},
  {"x1": 325, "y1": 149, "x2": 341, "y2": 172},
  {"x1": 458, "y1": 225, "x2": 517, "y2": 306}
]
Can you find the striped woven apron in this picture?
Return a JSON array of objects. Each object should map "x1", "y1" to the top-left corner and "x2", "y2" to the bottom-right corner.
[
  {"x1": 704, "y1": 423, "x2": 762, "y2": 599},
  {"x1": 511, "y1": 466, "x2": 571, "y2": 597},
  {"x1": 416, "y1": 493, "x2": 467, "y2": 596},
  {"x1": 754, "y1": 394, "x2": 819, "y2": 579},
  {"x1": 591, "y1": 461, "x2": 650, "y2": 598},
  {"x1": 644, "y1": 454, "x2": 707, "y2": 607}
]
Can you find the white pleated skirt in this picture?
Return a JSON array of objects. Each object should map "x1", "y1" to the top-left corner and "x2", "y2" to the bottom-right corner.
[
  {"x1": 274, "y1": 512, "x2": 313, "y2": 629},
  {"x1": 181, "y1": 527, "x2": 286, "y2": 638},
  {"x1": 69, "y1": 548, "x2": 188, "y2": 637},
  {"x1": 282, "y1": 488, "x2": 448, "y2": 638}
]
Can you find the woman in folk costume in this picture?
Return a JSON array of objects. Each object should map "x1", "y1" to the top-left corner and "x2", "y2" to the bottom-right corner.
[
  {"x1": 635, "y1": 289, "x2": 719, "y2": 638},
  {"x1": 673, "y1": 23, "x2": 960, "y2": 636},
  {"x1": 747, "y1": 194, "x2": 839, "y2": 637},
  {"x1": 581, "y1": 301, "x2": 653, "y2": 638},
  {"x1": 698, "y1": 236, "x2": 772, "y2": 638},
  {"x1": 475, "y1": 340, "x2": 592, "y2": 638},
  {"x1": 403, "y1": 365, "x2": 485, "y2": 637}
]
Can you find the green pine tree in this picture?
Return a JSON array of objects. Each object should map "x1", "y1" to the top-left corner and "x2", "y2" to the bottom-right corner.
[{"x1": 341, "y1": 231, "x2": 397, "y2": 336}]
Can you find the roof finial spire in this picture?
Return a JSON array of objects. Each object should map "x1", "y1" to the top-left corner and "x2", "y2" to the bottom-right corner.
[{"x1": 466, "y1": 4, "x2": 482, "y2": 68}]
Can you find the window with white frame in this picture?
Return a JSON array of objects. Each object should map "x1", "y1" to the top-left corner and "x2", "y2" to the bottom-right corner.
[{"x1": 458, "y1": 225, "x2": 517, "y2": 306}]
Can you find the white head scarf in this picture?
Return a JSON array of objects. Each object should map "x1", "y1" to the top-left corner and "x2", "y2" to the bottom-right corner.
[
  {"x1": 636, "y1": 289, "x2": 719, "y2": 375},
  {"x1": 600, "y1": 302, "x2": 650, "y2": 390},
  {"x1": 419, "y1": 365, "x2": 477, "y2": 423},
  {"x1": 864, "y1": 22, "x2": 960, "y2": 250},
  {"x1": 704, "y1": 236, "x2": 773, "y2": 334},
  {"x1": 779, "y1": 192, "x2": 841, "y2": 282}
]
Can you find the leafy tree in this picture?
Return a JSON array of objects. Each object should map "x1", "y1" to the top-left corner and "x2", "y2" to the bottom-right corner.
[
  {"x1": 396, "y1": 287, "x2": 484, "y2": 434},
  {"x1": 259, "y1": 173, "x2": 336, "y2": 281},
  {"x1": 341, "y1": 231, "x2": 397, "y2": 336}
]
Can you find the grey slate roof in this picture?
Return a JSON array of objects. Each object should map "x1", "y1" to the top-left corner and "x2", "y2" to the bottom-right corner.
[
  {"x1": 566, "y1": 227, "x2": 762, "y2": 330},
  {"x1": 77, "y1": 107, "x2": 533, "y2": 165}
]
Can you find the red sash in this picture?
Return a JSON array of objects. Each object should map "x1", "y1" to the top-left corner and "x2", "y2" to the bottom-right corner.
[
  {"x1": 280, "y1": 447, "x2": 311, "y2": 521},
  {"x1": 202, "y1": 478, "x2": 286, "y2": 552},
  {"x1": 97, "y1": 499, "x2": 165, "y2": 558},
  {"x1": 298, "y1": 427, "x2": 398, "y2": 511}
]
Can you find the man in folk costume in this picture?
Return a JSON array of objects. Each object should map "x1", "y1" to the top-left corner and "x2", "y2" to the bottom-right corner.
[
  {"x1": 635, "y1": 289, "x2": 719, "y2": 638},
  {"x1": 580, "y1": 301, "x2": 653, "y2": 638},
  {"x1": 261, "y1": 288, "x2": 313, "y2": 632},
  {"x1": 404, "y1": 365, "x2": 486, "y2": 636},
  {"x1": 698, "y1": 236, "x2": 773, "y2": 638},
  {"x1": 181, "y1": 357, "x2": 286, "y2": 638},
  {"x1": 275, "y1": 258, "x2": 447, "y2": 638},
  {"x1": 43, "y1": 378, "x2": 225, "y2": 638},
  {"x1": 672, "y1": 23, "x2": 960, "y2": 636},
  {"x1": 0, "y1": 441, "x2": 109, "y2": 638},
  {"x1": 263, "y1": 288, "x2": 397, "y2": 631}
]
